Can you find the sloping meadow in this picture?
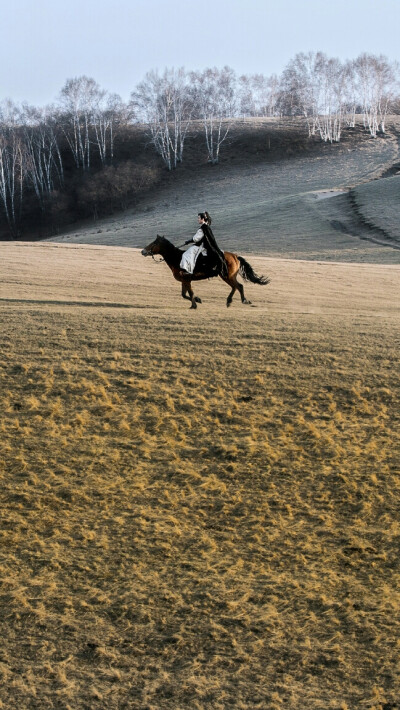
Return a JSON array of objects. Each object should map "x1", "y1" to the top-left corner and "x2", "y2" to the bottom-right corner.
[
  {"x1": 351, "y1": 174, "x2": 400, "y2": 244},
  {"x1": 47, "y1": 118, "x2": 400, "y2": 267},
  {"x1": 1, "y1": 290, "x2": 399, "y2": 708}
]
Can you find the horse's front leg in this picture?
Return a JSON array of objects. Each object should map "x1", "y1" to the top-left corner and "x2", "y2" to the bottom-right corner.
[
  {"x1": 181, "y1": 284, "x2": 192, "y2": 301},
  {"x1": 187, "y1": 283, "x2": 199, "y2": 309},
  {"x1": 225, "y1": 276, "x2": 251, "y2": 307},
  {"x1": 237, "y1": 280, "x2": 251, "y2": 305},
  {"x1": 181, "y1": 281, "x2": 199, "y2": 308}
]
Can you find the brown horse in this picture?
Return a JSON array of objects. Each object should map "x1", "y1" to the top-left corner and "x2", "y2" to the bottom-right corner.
[{"x1": 141, "y1": 235, "x2": 270, "y2": 309}]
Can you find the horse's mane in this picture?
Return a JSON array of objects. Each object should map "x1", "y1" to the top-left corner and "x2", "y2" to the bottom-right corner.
[{"x1": 158, "y1": 235, "x2": 183, "y2": 253}]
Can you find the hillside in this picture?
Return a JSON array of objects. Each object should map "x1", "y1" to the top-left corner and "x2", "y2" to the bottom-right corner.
[
  {"x1": 351, "y1": 174, "x2": 400, "y2": 243},
  {"x1": 0, "y1": 242, "x2": 399, "y2": 709},
  {"x1": 44, "y1": 117, "x2": 400, "y2": 264}
]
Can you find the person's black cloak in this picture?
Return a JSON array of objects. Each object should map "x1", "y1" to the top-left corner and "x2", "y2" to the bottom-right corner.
[{"x1": 197, "y1": 223, "x2": 228, "y2": 278}]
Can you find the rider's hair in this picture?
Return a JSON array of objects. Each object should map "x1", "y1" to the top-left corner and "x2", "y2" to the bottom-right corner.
[{"x1": 198, "y1": 211, "x2": 212, "y2": 225}]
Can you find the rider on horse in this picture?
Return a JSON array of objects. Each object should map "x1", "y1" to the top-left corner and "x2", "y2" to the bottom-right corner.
[{"x1": 180, "y1": 212, "x2": 228, "y2": 278}]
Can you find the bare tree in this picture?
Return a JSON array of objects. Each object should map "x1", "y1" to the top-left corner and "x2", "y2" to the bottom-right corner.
[
  {"x1": 237, "y1": 75, "x2": 252, "y2": 117},
  {"x1": 59, "y1": 76, "x2": 105, "y2": 169},
  {"x1": 353, "y1": 54, "x2": 398, "y2": 136},
  {"x1": 91, "y1": 92, "x2": 123, "y2": 165},
  {"x1": 21, "y1": 105, "x2": 64, "y2": 210},
  {"x1": 131, "y1": 68, "x2": 193, "y2": 170},
  {"x1": 131, "y1": 71, "x2": 169, "y2": 167},
  {"x1": 339, "y1": 61, "x2": 357, "y2": 128},
  {"x1": 314, "y1": 55, "x2": 347, "y2": 142},
  {"x1": 263, "y1": 74, "x2": 280, "y2": 117},
  {"x1": 239, "y1": 74, "x2": 280, "y2": 117},
  {"x1": 0, "y1": 103, "x2": 25, "y2": 237},
  {"x1": 191, "y1": 66, "x2": 237, "y2": 164},
  {"x1": 278, "y1": 52, "x2": 322, "y2": 135}
]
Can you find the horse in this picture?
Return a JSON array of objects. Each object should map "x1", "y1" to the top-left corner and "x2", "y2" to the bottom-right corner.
[{"x1": 141, "y1": 235, "x2": 270, "y2": 309}]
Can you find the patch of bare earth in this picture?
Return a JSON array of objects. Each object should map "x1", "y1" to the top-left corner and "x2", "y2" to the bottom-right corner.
[{"x1": 0, "y1": 243, "x2": 399, "y2": 709}]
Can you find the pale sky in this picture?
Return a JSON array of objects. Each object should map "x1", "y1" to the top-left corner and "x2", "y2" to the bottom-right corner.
[{"x1": 1, "y1": 0, "x2": 399, "y2": 106}]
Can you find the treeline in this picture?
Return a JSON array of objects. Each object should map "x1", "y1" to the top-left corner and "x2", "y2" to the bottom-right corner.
[
  {"x1": 133, "y1": 53, "x2": 400, "y2": 168},
  {"x1": 0, "y1": 79, "x2": 161, "y2": 238},
  {"x1": 0, "y1": 52, "x2": 399, "y2": 238}
]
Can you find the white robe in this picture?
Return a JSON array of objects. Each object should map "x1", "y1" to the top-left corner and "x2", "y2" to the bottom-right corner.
[{"x1": 180, "y1": 228, "x2": 207, "y2": 273}]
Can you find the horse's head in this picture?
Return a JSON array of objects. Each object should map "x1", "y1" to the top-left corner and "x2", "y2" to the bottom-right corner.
[{"x1": 141, "y1": 235, "x2": 164, "y2": 257}]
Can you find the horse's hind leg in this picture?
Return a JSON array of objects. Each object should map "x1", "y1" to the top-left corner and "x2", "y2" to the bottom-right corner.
[
  {"x1": 226, "y1": 283, "x2": 236, "y2": 307},
  {"x1": 223, "y1": 274, "x2": 238, "y2": 307},
  {"x1": 226, "y1": 275, "x2": 251, "y2": 307},
  {"x1": 237, "y1": 279, "x2": 251, "y2": 305}
]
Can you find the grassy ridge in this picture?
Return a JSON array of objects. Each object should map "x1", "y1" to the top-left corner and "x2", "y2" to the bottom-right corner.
[
  {"x1": 0, "y1": 245, "x2": 399, "y2": 708},
  {"x1": 47, "y1": 118, "x2": 400, "y2": 265},
  {"x1": 352, "y1": 175, "x2": 400, "y2": 243}
]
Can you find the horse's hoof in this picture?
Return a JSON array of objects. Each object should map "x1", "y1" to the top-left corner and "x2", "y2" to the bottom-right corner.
[
  {"x1": 243, "y1": 299, "x2": 252, "y2": 305},
  {"x1": 195, "y1": 297, "x2": 202, "y2": 303},
  {"x1": 190, "y1": 303, "x2": 197, "y2": 309},
  {"x1": 226, "y1": 301, "x2": 232, "y2": 308}
]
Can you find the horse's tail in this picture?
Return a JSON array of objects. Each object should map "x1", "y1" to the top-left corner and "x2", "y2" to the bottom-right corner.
[{"x1": 238, "y1": 256, "x2": 270, "y2": 285}]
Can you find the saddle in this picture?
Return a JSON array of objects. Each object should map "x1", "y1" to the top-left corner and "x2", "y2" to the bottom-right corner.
[{"x1": 193, "y1": 253, "x2": 221, "y2": 278}]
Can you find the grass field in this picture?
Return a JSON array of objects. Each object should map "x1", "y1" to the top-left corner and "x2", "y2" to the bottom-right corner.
[
  {"x1": 1, "y1": 243, "x2": 399, "y2": 709},
  {"x1": 45, "y1": 118, "x2": 400, "y2": 266}
]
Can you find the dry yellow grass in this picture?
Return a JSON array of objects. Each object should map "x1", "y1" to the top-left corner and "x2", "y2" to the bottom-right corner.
[{"x1": 0, "y1": 243, "x2": 399, "y2": 709}]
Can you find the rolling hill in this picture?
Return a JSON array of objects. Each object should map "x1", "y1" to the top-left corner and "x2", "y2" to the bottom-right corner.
[{"x1": 45, "y1": 117, "x2": 400, "y2": 264}]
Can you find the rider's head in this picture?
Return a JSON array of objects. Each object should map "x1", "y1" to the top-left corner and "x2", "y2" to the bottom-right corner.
[{"x1": 198, "y1": 211, "x2": 212, "y2": 226}]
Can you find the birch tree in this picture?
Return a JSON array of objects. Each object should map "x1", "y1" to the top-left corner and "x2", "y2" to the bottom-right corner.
[
  {"x1": 237, "y1": 73, "x2": 278, "y2": 117},
  {"x1": 263, "y1": 74, "x2": 280, "y2": 117},
  {"x1": 191, "y1": 66, "x2": 237, "y2": 164},
  {"x1": 131, "y1": 71, "x2": 170, "y2": 167},
  {"x1": 237, "y1": 75, "x2": 255, "y2": 117},
  {"x1": 59, "y1": 76, "x2": 104, "y2": 169},
  {"x1": 91, "y1": 92, "x2": 123, "y2": 165},
  {"x1": 341, "y1": 60, "x2": 359, "y2": 128},
  {"x1": 0, "y1": 103, "x2": 24, "y2": 237},
  {"x1": 354, "y1": 53, "x2": 379, "y2": 136},
  {"x1": 21, "y1": 105, "x2": 64, "y2": 210},
  {"x1": 131, "y1": 68, "x2": 193, "y2": 170},
  {"x1": 278, "y1": 52, "x2": 322, "y2": 134},
  {"x1": 353, "y1": 54, "x2": 398, "y2": 136},
  {"x1": 314, "y1": 55, "x2": 346, "y2": 142}
]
